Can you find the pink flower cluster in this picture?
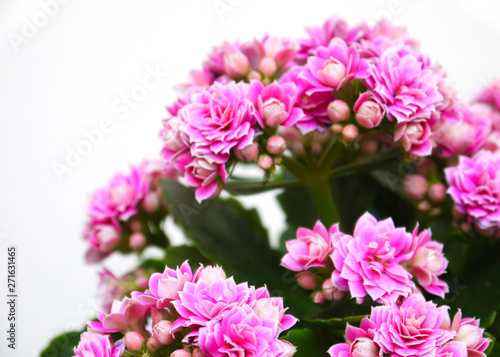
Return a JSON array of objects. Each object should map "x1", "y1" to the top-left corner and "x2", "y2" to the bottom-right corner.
[
  {"x1": 74, "y1": 261, "x2": 297, "y2": 357},
  {"x1": 84, "y1": 159, "x2": 174, "y2": 263},
  {"x1": 73, "y1": 331, "x2": 124, "y2": 357},
  {"x1": 446, "y1": 150, "x2": 500, "y2": 236},
  {"x1": 328, "y1": 294, "x2": 490, "y2": 357},
  {"x1": 160, "y1": 17, "x2": 471, "y2": 202},
  {"x1": 282, "y1": 212, "x2": 449, "y2": 304}
]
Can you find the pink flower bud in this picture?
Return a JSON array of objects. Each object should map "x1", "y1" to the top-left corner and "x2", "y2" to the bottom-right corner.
[
  {"x1": 322, "y1": 278, "x2": 347, "y2": 301},
  {"x1": 192, "y1": 348, "x2": 205, "y2": 357},
  {"x1": 258, "y1": 154, "x2": 274, "y2": 170},
  {"x1": 235, "y1": 142, "x2": 259, "y2": 162},
  {"x1": 129, "y1": 232, "x2": 146, "y2": 251},
  {"x1": 342, "y1": 124, "x2": 358, "y2": 142},
  {"x1": 259, "y1": 57, "x2": 277, "y2": 77},
  {"x1": 351, "y1": 337, "x2": 379, "y2": 357},
  {"x1": 136, "y1": 276, "x2": 148, "y2": 288},
  {"x1": 313, "y1": 291, "x2": 325, "y2": 304},
  {"x1": 418, "y1": 200, "x2": 432, "y2": 211},
  {"x1": 124, "y1": 331, "x2": 145, "y2": 351},
  {"x1": 362, "y1": 140, "x2": 378, "y2": 155},
  {"x1": 130, "y1": 220, "x2": 141, "y2": 232},
  {"x1": 147, "y1": 336, "x2": 162, "y2": 352},
  {"x1": 151, "y1": 307, "x2": 170, "y2": 325},
  {"x1": 428, "y1": 183, "x2": 447, "y2": 203},
  {"x1": 266, "y1": 135, "x2": 286, "y2": 155},
  {"x1": 171, "y1": 349, "x2": 192, "y2": 357},
  {"x1": 261, "y1": 98, "x2": 288, "y2": 127},
  {"x1": 328, "y1": 100, "x2": 350, "y2": 123},
  {"x1": 460, "y1": 221, "x2": 472, "y2": 233},
  {"x1": 143, "y1": 191, "x2": 160, "y2": 213},
  {"x1": 404, "y1": 174, "x2": 428, "y2": 200},
  {"x1": 317, "y1": 59, "x2": 347, "y2": 88},
  {"x1": 248, "y1": 70, "x2": 261, "y2": 81},
  {"x1": 331, "y1": 124, "x2": 343, "y2": 134},
  {"x1": 356, "y1": 100, "x2": 384, "y2": 128},
  {"x1": 223, "y1": 51, "x2": 249, "y2": 77},
  {"x1": 296, "y1": 271, "x2": 317, "y2": 290},
  {"x1": 153, "y1": 320, "x2": 176, "y2": 345}
]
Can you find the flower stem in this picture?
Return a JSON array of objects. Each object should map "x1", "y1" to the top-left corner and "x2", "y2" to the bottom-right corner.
[{"x1": 304, "y1": 175, "x2": 340, "y2": 227}]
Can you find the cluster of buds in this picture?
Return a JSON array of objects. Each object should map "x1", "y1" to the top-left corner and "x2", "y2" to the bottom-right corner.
[{"x1": 403, "y1": 174, "x2": 447, "y2": 213}]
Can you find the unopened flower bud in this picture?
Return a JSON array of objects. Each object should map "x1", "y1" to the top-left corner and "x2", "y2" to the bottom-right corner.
[
  {"x1": 153, "y1": 320, "x2": 176, "y2": 345},
  {"x1": 151, "y1": 307, "x2": 170, "y2": 325},
  {"x1": 328, "y1": 100, "x2": 350, "y2": 123},
  {"x1": 258, "y1": 154, "x2": 274, "y2": 170},
  {"x1": 192, "y1": 348, "x2": 205, "y2": 357},
  {"x1": 418, "y1": 200, "x2": 432, "y2": 211},
  {"x1": 143, "y1": 191, "x2": 160, "y2": 213},
  {"x1": 261, "y1": 98, "x2": 288, "y2": 127},
  {"x1": 223, "y1": 51, "x2": 249, "y2": 77},
  {"x1": 129, "y1": 232, "x2": 146, "y2": 251},
  {"x1": 331, "y1": 124, "x2": 343, "y2": 134},
  {"x1": 125, "y1": 331, "x2": 145, "y2": 351},
  {"x1": 313, "y1": 291, "x2": 325, "y2": 304},
  {"x1": 460, "y1": 221, "x2": 472, "y2": 233},
  {"x1": 342, "y1": 124, "x2": 358, "y2": 142},
  {"x1": 428, "y1": 183, "x2": 447, "y2": 203},
  {"x1": 318, "y1": 59, "x2": 346, "y2": 88},
  {"x1": 147, "y1": 336, "x2": 162, "y2": 352},
  {"x1": 362, "y1": 140, "x2": 378, "y2": 155},
  {"x1": 296, "y1": 271, "x2": 317, "y2": 290},
  {"x1": 356, "y1": 100, "x2": 384, "y2": 128},
  {"x1": 322, "y1": 278, "x2": 347, "y2": 301},
  {"x1": 404, "y1": 174, "x2": 428, "y2": 200},
  {"x1": 235, "y1": 142, "x2": 259, "y2": 162},
  {"x1": 266, "y1": 135, "x2": 286, "y2": 155},
  {"x1": 171, "y1": 349, "x2": 192, "y2": 357},
  {"x1": 259, "y1": 57, "x2": 277, "y2": 77},
  {"x1": 130, "y1": 220, "x2": 141, "y2": 232},
  {"x1": 351, "y1": 337, "x2": 379, "y2": 357},
  {"x1": 248, "y1": 70, "x2": 261, "y2": 81}
]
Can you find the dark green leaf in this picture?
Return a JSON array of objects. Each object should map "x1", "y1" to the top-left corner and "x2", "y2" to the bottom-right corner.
[
  {"x1": 159, "y1": 179, "x2": 321, "y2": 318},
  {"x1": 40, "y1": 331, "x2": 82, "y2": 357},
  {"x1": 283, "y1": 328, "x2": 335, "y2": 357},
  {"x1": 304, "y1": 315, "x2": 366, "y2": 331},
  {"x1": 138, "y1": 258, "x2": 166, "y2": 272},
  {"x1": 165, "y1": 245, "x2": 212, "y2": 267}
]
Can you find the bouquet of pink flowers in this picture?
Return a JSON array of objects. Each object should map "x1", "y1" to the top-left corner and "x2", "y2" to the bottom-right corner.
[{"x1": 42, "y1": 16, "x2": 500, "y2": 357}]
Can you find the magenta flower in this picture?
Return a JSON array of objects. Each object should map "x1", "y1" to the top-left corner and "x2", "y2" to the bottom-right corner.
[
  {"x1": 297, "y1": 16, "x2": 363, "y2": 63},
  {"x1": 133, "y1": 261, "x2": 196, "y2": 309},
  {"x1": 248, "y1": 80, "x2": 305, "y2": 128},
  {"x1": 443, "y1": 310, "x2": 491, "y2": 357},
  {"x1": 299, "y1": 38, "x2": 368, "y2": 91},
  {"x1": 180, "y1": 81, "x2": 257, "y2": 164},
  {"x1": 84, "y1": 221, "x2": 121, "y2": 255},
  {"x1": 73, "y1": 331, "x2": 124, "y2": 357},
  {"x1": 408, "y1": 228, "x2": 449, "y2": 298},
  {"x1": 88, "y1": 297, "x2": 149, "y2": 334},
  {"x1": 206, "y1": 41, "x2": 248, "y2": 78},
  {"x1": 161, "y1": 116, "x2": 188, "y2": 162},
  {"x1": 436, "y1": 341, "x2": 468, "y2": 357},
  {"x1": 281, "y1": 221, "x2": 339, "y2": 271},
  {"x1": 182, "y1": 154, "x2": 228, "y2": 202},
  {"x1": 250, "y1": 35, "x2": 297, "y2": 74},
  {"x1": 370, "y1": 295, "x2": 455, "y2": 357},
  {"x1": 88, "y1": 165, "x2": 149, "y2": 221},
  {"x1": 476, "y1": 79, "x2": 500, "y2": 112},
  {"x1": 331, "y1": 212, "x2": 415, "y2": 303},
  {"x1": 445, "y1": 151, "x2": 500, "y2": 233},
  {"x1": 171, "y1": 276, "x2": 255, "y2": 332},
  {"x1": 198, "y1": 304, "x2": 296, "y2": 357}
]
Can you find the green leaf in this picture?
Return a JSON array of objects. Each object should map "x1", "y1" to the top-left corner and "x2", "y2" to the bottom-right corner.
[
  {"x1": 40, "y1": 331, "x2": 82, "y2": 357},
  {"x1": 224, "y1": 179, "x2": 298, "y2": 195},
  {"x1": 159, "y1": 179, "x2": 321, "y2": 318},
  {"x1": 277, "y1": 179, "x2": 318, "y2": 229},
  {"x1": 484, "y1": 331, "x2": 496, "y2": 357},
  {"x1": 283, "y1": 328, "x2": 335, "y2": 357},
  {"x1": 165, "y1": 245, "x2": 212, "y2": 267},
  {"x1": 138, "y1": 258, "x2": 166, "y2": 272},
  {"x1": 304, "y1": 315, "x2": 366, "y2": 331}
]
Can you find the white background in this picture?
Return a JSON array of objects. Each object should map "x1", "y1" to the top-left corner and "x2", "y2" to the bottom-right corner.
[{"x1": 1, "y1": 0, "x2": 500, "y2": 355}]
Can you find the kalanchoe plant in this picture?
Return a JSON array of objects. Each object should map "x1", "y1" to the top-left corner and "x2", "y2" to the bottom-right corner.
[{"x1": 41, "y1": 15, "x2": 500, "y2": 357}]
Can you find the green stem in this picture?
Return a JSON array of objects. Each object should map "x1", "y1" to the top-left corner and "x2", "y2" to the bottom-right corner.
[{"x1": 305, "y1": 176, "x2": 340, "y2": 226}]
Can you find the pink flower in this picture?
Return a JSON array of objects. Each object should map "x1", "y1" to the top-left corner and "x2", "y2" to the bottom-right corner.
[
  {"x1": 433, "y1": 105, "x2": 492, "y2": 157},
  {"x1": 331, "y1": 212, "x2": 415, "y2": 303},
  {"x1": 161, "y1": 116, "x2": 188, "y2": 162},
  {"x1": 251, "y1": 35, "x2": 297, "y2": 74},
  {"x1": 73, "y1": 331, "x2": 124, "y2": 357},
  {"x1": 248, "y1": 81, "x2": 305, "y2": 128},
  {"x1": 133, "y1": 261, "x2": 196, "y2": 309},
  {"x1": 299, "y1": 38, "x2": 368, "y2": 91},
  {"x1": 297, "y1": 16, "x2": 363, "y2": 63},
  {"x1": 476, "y1": 79, "x2": 500, "y2": 112},
  {"x1": 182, "y1": 154, "x2": 228, "y2": 202},
  {"x1": 206, "y1": 41, "x2": 248, "y2": 78},
  {"x1": 84, "y1": 221, "x2": 121, "y2": 255},
  {"x1": 88, "y1": 297, "x2": 149, "y2": 334},
  {"x1": 408, "y1": 228, "x2": 449, "y2": 298},
  {"x1": 370, "y1": 295, "x2": 455, "y2": 357},
  {"x1": 445, "y1": 151, "x2": 500, "y2": 232},
  {"x1": 354, "y1": 92, "x2": 385, "y2": 129},
  {"x1": 364, "y1": 49, "x2": 443, "y2": 155},
  {"x1": 180, "y1": 81, "x2": 257, "y2": 164},
  {"x1": 171, "y1": 276, "x2": 255, "y2": 333},
  {"x1": 443, "y1": 310, "x2": 491, "y2": 357},
  {"x1": 436, "y1": 341, "x2": 468, "y2": 357},
  {"x1": 281, "y1": 221, "x2": 339, "y2": 271},
  {"x1": 198, "y1": 304, "x2": 296, "y2": 357},
  {"x1": 88, "y1": 165, "x2": 149, "y2": 221}
]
